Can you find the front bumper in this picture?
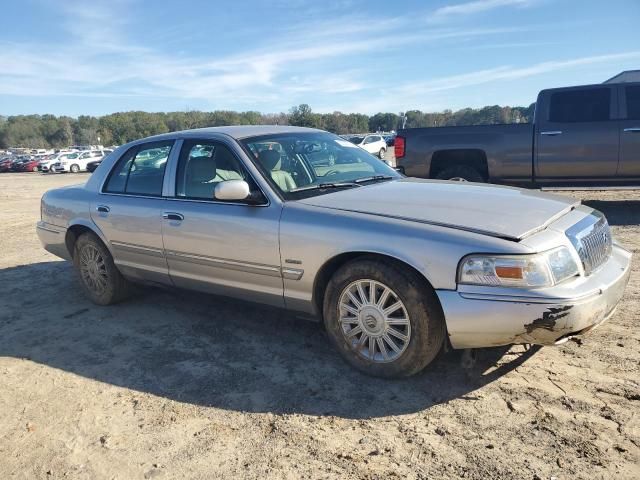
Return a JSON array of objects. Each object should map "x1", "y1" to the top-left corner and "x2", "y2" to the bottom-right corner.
[{"x1": 437, "y1": 244, "x2": 632, "y2": 349}]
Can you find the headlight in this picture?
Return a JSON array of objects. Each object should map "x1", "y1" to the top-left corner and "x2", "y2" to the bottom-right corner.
[{"x1": 458, "y1": 247, "x2": 579, "y2": 288}]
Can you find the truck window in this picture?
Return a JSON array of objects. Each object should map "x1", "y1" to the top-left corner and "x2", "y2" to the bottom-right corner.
[
  {"x1": 625, "y1": 86, "x2": 640, "y2": 120},
  {"x1": 548, "y1": 88, "x2": 610, "y2": 123}
]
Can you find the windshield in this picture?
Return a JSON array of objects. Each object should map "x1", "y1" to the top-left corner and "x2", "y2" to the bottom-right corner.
[{"x1": 242, "y1": 132, "x2": 400, "y2": 199}]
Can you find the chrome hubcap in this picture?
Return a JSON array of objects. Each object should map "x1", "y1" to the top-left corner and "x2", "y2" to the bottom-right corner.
[
  {"x1": 79, "y1": 245, "x2": 108, "y2": 295},
  {"x1": 338, "y1": 279, "x2": 411, "y2": 363}
]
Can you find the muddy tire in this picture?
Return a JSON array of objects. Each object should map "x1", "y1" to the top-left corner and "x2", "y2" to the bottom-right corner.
[
  {"x1": 323, "y1": 257, "x2": 445, "y2": 378},
  {"x1": 435, "y1": 165, "x2": 485, "y2": 182},
  {"x1": 73, "y1": 232, "x2": 131, "y2": 305}
]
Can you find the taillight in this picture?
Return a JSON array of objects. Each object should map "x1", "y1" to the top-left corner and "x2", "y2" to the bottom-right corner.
[{"x1": 394, "y1": 135, "x2": 405, "y2": 159}]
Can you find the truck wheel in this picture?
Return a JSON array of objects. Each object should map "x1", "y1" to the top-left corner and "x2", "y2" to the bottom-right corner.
[
  {"x1": 73, "y1": 232, "x2": 131, "y2": 305},
  {"x1": 323, "y1": 257, "x2": 445, "y2": 378},
  {"x1": 378, "y1": 148, "x2": 385, "y2": 159},
  {"x1": 435, "y1": 165, "x2": 485, "y2": 182}
]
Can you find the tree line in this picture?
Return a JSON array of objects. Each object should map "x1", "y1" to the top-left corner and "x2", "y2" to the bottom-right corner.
[{"x1": 0, "y1": 103, "x2": 535, "y2": 149}]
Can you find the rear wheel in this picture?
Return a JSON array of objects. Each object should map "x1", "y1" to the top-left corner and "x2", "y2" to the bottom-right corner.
[
  {"x1": 434, "y1": 165, "x2": 485, "y2": 182},
  {"x1": 32, "y1": 166, "x2": 38, "y2": 172},
  {"x1": 73, "y1": 232, "x2": 131, "y2": 305},
  {"x1": 378, "y1": 148, "x2": 385, "y2": 159},
  {"x1": 323, "y1": 258, "x2": 445, "y2": 378},
  {"x1": 70, "y1": 164, "x2": 80, "y2": 173}
]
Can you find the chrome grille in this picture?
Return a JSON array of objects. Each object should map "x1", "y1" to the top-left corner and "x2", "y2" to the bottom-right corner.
[{"x1": 566, "y1": 210, "x2": 612, "y2": 276}]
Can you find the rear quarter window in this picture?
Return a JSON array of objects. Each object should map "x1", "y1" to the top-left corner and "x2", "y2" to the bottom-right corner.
[{"x1": 104, "y1": 141, "x2": 173, "y2": 196}]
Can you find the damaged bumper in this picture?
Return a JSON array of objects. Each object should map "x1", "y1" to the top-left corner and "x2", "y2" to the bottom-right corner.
[{"x1": 437, "y1": 244, "x2": 632, "y2": 349}]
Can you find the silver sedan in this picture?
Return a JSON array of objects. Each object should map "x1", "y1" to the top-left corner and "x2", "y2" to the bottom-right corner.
[{"x1": 37, "y1": 126, "x2": 631, "y2": 378}]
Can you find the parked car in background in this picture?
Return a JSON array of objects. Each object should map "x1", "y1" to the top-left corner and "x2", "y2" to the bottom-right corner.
[
  {"x1": 86, "y1": 149, "x2": 113, "y2": 172},
  {"x1": 0, "y1": 157, "x2": 14, "y2": 172},
  {"x1": 16, "y1": 157, "x2": 42, "y2": 172},
  {"x1": 37, "y1": 126, "x2": 631, "y2": 378},
  {"x1": 345, "y1": 134, "x2": 387, "y2": 158},
  {"x1": 383, "y1": 134, "x2": 396, "y2": 147},
  {"x1": 396, "y1": 81, "x2": 640, "y2": 186},
  {"x1": 52, "y1": 150, "x2": 106, "y2": 173},
  {"x1": 9, "y1": 156, "x2": 34, "y2": 171}
]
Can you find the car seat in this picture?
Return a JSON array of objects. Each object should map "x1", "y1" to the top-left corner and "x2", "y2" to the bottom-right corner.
[{"x1": 258, "y1": 149, "x2": 296, "y2": 192}]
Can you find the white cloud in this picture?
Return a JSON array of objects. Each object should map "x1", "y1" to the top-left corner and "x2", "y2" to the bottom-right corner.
[
  {"x1": 0, "y1": 0, "x2": 535, "y2": 109},
  {"x1": 432, "y1": 0, "x2": 533, "y2": 18}
]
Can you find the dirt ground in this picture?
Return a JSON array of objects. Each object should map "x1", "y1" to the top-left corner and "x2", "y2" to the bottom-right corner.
[{"x1": 0, "y1": 172, "x2": 638, "y2": 480}]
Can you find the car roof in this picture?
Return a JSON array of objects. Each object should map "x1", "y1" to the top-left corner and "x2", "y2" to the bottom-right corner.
[{"x1": 141, "y1": 125, "x2": 323, "y2": 142}]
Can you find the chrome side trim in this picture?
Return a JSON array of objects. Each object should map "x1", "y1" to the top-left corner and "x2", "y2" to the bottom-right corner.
[
  {"x1": 36, "y1": 221, "x2": 64, "y2": 234},
  {"x1": 282, "y1": 268, "x2": 304, "y2": 280},
  {"x1": 111, "y1": 241, "x2": 165, "y2": 258},
  {"x1": 165, "y1": 250, "x2": 282, "y2": 278}
]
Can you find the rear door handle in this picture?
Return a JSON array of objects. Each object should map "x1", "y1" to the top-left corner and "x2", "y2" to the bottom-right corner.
[
  {"x1": 96, "y1": 205, "x2": 110, "y2": 213},
  {"x1": 163, "y1": 212, "x2": 184, "y2": 221},
  {"x1": 623, "y1": 127, "x2": 640, "y2": 133},
  {"x1": 540, "y1": 130, "x2": 563, "y2": 136}
]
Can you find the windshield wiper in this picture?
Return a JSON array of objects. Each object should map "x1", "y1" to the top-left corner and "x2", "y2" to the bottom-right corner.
[
  {"x1": 290, "y1": 182, "x2": 360, "y2": 193},
  {"x1": 354, "y1": 175, "x2": 395, "y2": 184}
]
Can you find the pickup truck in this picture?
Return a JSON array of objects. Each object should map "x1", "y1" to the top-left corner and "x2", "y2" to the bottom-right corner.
[{"x1": 395, "y1": 81, "x2": 640, "y2": 186}]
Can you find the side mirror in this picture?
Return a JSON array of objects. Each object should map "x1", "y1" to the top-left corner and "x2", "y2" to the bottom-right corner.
[{"x1": 214, "y1": 180, "x2": 250, "y2": 201}]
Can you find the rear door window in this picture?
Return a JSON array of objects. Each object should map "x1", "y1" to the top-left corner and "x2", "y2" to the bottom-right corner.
[
  {"x1": 625, "y1": 86, "x2": 640, "y2": 120},
  {"x1": 104, "y1": 141, "x2": 173, "y2": 196},
  {"x1": 548, "y1": 88, "x2": 611, "y2": 123}
]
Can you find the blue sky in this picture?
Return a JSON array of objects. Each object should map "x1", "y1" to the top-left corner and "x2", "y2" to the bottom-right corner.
[{"x1": 1, "y1": 0, "x2": 638, "y2": 116}]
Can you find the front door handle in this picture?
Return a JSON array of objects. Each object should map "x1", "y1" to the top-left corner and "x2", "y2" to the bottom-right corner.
[
  {"x1": 163, "y1": 212, "x2": 184, "y2": 221},
  {"x1": 540, "y1": 130, "x2": 563, "y2": 136},
  {"x1": 623, "y1": 127, "x2": 640, "y2": 133},
  {"x1": 96, "y1": 205, "x2": 110, "y2": 213}
]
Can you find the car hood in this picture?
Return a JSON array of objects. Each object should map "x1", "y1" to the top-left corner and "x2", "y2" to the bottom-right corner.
[{"x1": 297, "y1": 178, "x2": 579, "y2": 240}]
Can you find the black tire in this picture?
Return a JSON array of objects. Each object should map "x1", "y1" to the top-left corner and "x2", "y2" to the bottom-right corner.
[
  {"x1": 378, "y1": 148, "x2": 385, "y2": 159},
  {"x1": 73, "y1": 232, "x2": 131, "y2": 305},
  {"x1": 434, "y1": 165, "x2": 485, "y2": 182},
  {"x1": 323, "y1": 257, "x2": 445, "y2": 378},
  {"x1": 70, "y1": 164, "x2": 80, "y2": 173}
]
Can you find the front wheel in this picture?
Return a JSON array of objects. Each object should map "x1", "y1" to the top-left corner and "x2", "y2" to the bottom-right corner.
[
  {"x1": 70, "y1": 164, "x2": 80, "y2": 173},
  {"x1": 323, "y1": 258, "x2": 445, "y2": 378},
  {"x1": 73, "y1": 232, "x2": 131, "y2": 305},
  {"x1": 378, "y1": 148, "x2": 385, "y2": 159},
  {"x1": 32, "y1": 166, "x2": 38, "y2": 172}
]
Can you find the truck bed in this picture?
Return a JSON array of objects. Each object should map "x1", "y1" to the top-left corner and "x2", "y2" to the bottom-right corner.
[{"x1": 397, "y1": 123, "x2": 534, "y2": 184}]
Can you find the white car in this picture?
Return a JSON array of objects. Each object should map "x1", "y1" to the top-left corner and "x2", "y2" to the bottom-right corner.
[
  {"x1": 345, "y1": 134, "x2": 387, "y2": 158},
  {"x1": 52, "y1": 150, "x2": 105, "y2": 173},
  {"x1": 39, "y1": 153, "x2": 68, "y2": 173}
]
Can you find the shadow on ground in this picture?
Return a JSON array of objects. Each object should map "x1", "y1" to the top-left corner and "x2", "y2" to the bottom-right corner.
[{"x1": 0, "y1": 261, "x2": 539, "y2": 419}]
